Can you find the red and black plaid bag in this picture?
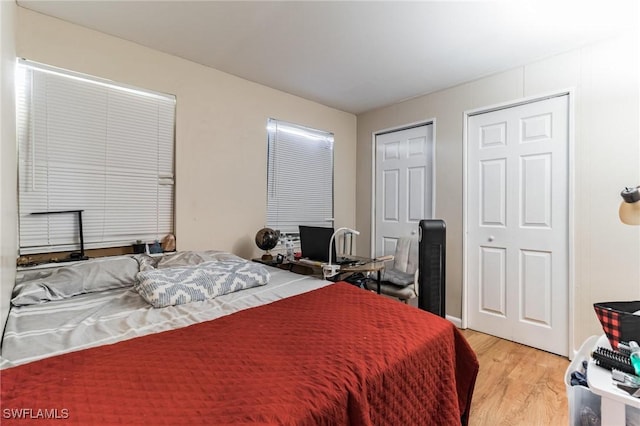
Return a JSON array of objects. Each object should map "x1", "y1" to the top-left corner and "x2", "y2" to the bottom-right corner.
[{"x1": 593, "y1": 301, "x2": 640, "y2": 349}]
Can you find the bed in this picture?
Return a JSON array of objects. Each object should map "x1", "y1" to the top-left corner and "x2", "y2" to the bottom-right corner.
[{"x1": 1, "y1": 251, "x2": 478, "y2": 425}]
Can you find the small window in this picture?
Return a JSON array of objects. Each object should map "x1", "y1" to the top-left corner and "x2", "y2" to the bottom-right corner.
[
  {"x1": 266, "y1": 119, "x2": 334, "y2": 234},
  {"x1": 16, "y1": 60, "x2": 175, "y2": 255}
]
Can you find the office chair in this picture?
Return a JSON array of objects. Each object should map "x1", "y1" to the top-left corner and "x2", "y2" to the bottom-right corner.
[{"x1": 365, "y1": 235, "x2": 419, "y2": 302}]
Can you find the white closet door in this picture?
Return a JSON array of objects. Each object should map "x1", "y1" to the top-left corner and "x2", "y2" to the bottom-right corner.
[
  {"x1": 466, "y1": 95, "x2": 569, "y2": 356},
  {"x1": 375, "y1": 124, "x2": 433, "y2": 257}
]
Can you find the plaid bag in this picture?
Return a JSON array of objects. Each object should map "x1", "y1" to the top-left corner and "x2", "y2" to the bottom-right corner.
[{"x1": 593, "y1": 301, "x2": 640, "y2": 349}]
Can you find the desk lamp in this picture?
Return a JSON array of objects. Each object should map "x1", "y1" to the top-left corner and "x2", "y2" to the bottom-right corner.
[
  {"x1": 619, "y1": 186, "x2": 640, "y2": 225},
  {"x1": 323, "y1": 227, "x2": 359, "y2": 279}
]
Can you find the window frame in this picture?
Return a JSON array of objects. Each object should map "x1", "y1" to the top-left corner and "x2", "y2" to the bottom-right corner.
[
  {"x1": 266, "y1": 118, "x2": 335, "y2": 235},
  {"x1": 15, "y1": 59, "x2": 176, "y2": 255}
]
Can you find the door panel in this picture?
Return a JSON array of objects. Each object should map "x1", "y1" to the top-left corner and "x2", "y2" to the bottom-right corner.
[
  {"x1": 408, "y1": 166, "x2": 426, "y2": 221},
  {"x1": 467, "y1": 95, "x2": 569, "y2": 356},
  {"x1": 480, "y1": 159, "x2": 507, "y2": 226},
  {"x1": 521, "y1": 154, "x2": 552, "y2": 227},
  {"x1": 480, "y1": 122, "x2": 507, "y2": 148},
  {"x1": 479, "y1": 246, "x2": 507, "y2": 316},
  {"x1": 383, "y1": 169, "x2": 399, "y2": 221},
  {"x1": 383, "y1": 237, "x2": 398, "y2": 257},
  {"x1": 520, "y1": 249, "x2": 552, "y2": 325},
  {"x1": 375, "y1": 125, "x2": 433, "y2": 257},
  {"x1": 384, "y1": 141, "x2": 400, "y2": 160},
  {"x1": 521, "y1": 113, "x2": 552, "y2": 142}
]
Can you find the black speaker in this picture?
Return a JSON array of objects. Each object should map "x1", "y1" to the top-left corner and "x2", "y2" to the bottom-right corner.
[{"x1": 418, "y1": 219, "x2": 446, "y2": 317}]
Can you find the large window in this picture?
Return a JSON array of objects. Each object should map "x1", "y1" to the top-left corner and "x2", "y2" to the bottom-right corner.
[
  {"x1": 266, "y1": 119, "x2": 334, "y2": 234},
  {"x1": 16, "y1": 60, "x2": 175, "y2": 254}
]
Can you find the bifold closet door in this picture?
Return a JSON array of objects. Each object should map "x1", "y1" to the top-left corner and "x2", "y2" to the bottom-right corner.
[{"x1": 466, "y1": 95, "x2": 569, "y2": 356}]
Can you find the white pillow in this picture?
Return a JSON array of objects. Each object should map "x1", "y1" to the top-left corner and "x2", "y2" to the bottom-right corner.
[{"x1": 12, "y1": 256, "x2": 138, "y2": 306}]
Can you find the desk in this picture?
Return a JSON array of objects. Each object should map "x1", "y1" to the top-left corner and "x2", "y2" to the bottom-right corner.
[
  {"x1": 252, "y1": 258, "x2": 323, "y2": 278},
  {"x1": 282, "y1": 259, "x2": 325, "y2": 277},
  {"x1": 336, "y1": 260, "x2": 386, "y2": 293},
  {"x1": 252, "y1": 257, "x2": 386, "y2": 291}
]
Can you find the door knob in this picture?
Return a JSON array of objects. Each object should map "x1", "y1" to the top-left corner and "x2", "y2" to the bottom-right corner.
[
  {"x1": 488, "y1": 236, "x2": 495, "y2": 242},
  {"x1": 411, "y1": 230, "x2": 417, "y2": 235}
]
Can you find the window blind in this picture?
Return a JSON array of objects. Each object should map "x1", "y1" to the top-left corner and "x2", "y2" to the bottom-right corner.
[
  {"x1": 16, "y1": 60, "x2": 175, "y2": 254},
  {"x1": 266, "y1": 119, "x2": 334, "y2": 233}
]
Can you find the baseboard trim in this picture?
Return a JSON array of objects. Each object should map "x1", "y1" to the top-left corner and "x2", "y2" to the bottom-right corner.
[{"x1": 446, "y1": 315, "x2": 462, "y2": 328}]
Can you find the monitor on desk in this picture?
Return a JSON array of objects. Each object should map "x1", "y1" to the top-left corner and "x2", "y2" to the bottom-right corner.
[{"x1": 299, "y1": 225, "x2": 336, "y2": 263}]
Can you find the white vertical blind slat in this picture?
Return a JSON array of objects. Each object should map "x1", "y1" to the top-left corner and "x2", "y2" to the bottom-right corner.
[{"x1": 17, "y1": 61, "x2": 176, "y2": 254}]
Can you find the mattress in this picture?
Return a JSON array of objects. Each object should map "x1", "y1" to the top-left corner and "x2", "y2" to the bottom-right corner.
[
  {"x1": 1, "y1": 283, "x2": 479, "y2": 425},
  {"x1": 1, "y1": 260, "x2": 331, "y2": 367}
]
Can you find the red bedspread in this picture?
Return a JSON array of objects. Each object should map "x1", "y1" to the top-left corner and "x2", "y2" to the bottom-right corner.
[{"x1": 1, "y1": 283, "x2": 478, "y2": 425}]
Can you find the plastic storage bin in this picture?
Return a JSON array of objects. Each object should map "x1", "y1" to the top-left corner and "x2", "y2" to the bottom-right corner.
[
  {"x1": 566, "y1": 336, "x2": 601, "y2": 425},
  {"x1": 567, "y1": 335, "x2": 640, "y2": 426}
]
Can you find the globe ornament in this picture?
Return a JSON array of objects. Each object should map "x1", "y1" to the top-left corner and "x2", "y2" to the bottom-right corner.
[{"x1": 255, "y1": 227, "x2": 279, "y2": 261}]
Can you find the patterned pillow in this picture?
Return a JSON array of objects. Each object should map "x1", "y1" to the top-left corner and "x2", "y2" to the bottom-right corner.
[{"x1": 135, "y1": 260, "x2": 270, "y2": 308}]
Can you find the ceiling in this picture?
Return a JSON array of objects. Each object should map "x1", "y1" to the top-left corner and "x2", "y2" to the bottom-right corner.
[{"x1": 17, "y1": 0, "x2": 637, "y2": 114}]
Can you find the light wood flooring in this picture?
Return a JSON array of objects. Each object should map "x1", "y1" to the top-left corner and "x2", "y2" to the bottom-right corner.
[{"x1": 460, "y1": 329, "x2": 570, "y2": 426}]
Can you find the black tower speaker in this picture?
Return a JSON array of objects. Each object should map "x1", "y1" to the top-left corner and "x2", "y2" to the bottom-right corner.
[{"x1": 418, "y1": 219, "x2": 446, "y2": 317}]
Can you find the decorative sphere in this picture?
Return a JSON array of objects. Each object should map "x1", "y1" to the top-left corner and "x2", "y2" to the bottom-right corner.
[{"x1": 255, "y1": 228, "x2": 279, "y2": 251}]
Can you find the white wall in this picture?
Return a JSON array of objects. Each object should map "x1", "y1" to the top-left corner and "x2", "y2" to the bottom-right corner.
[
  {"x1": 6, "y1": 5, "x2": 640, "y2": 356},
  {"x1": 15, "y1": 7, "x2": 357, "y2": 258},
  {"x1": 0, "y1": 0, "x2": 17, "y2": 345},
  {"x1": 5, "y1": 7, "x2": 357, "y2": 337},
  {"x1": 356, "y1": 32, "x2": 640, "y2": 352}
]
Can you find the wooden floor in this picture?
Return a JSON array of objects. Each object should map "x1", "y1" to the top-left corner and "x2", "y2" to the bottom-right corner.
[{"x1": 460, "y1": 329, "x2": 570, "y2": 426}]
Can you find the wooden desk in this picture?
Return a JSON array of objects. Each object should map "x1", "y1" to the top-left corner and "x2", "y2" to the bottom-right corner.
[
  {"x1": 251, "y1": 258, "x2": 323, "y2": 278},
  {"x1": 336, "y1": 260, "x2": 386, "y2": 293},
  {"x1": 252, "y1": 258, "x2": 386, "y2": 291},
  {"x1": 282, "y1": 259, "x2": 324, "y2": 277}
]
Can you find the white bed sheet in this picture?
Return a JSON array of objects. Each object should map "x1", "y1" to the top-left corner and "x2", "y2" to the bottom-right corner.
[{"x1": 1, "y1": 264, "x2": 331, "y2": 368}]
